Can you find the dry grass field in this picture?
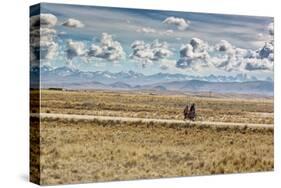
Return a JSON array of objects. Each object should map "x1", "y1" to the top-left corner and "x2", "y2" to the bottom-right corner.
[
  {"x1": 37, "y1": 89, "x2": 273, "y2": 124},
  {"x1": 30, "y1": 89, "x2": 274, "y2": 185},
  {"x1": 38, "y1": 118, "x2": 273, "y2": 185}
]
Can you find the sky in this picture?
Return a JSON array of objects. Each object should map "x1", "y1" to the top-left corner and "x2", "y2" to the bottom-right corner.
[{"x1": 30, "y1": 3, "x2": 274, "y2": 79}]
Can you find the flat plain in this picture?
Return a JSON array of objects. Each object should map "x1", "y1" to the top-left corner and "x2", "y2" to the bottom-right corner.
[
  {"x1": 38, "y1": 89, "x2": 273, "y2": 124},
  {"x1": 31, "y1": 90, "x2": 274, "y2": 185}
]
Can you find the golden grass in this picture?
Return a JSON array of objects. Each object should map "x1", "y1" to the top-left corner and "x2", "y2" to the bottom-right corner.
[
  {"x1": 37, "y1": 90, "x2": 274, "y2": 124},
  {"x1": 30, "y1": 89, "x2": 274, "y2": 185},
  {"x1": 38, "y1": 118, "x2": 273, "y2": 185}
]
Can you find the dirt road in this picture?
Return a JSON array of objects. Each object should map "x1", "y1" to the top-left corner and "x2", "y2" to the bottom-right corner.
[{"x1": 31, "y1": 113, "x2": 273, "y2": 130}]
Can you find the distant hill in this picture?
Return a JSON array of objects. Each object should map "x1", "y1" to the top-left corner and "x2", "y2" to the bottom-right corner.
[
  {"x1": 142, "y1": 80, "x2": 273, "y2": 95},
  {"x1": 31, "y1": 66, "x2": 273, "y2": 96}
]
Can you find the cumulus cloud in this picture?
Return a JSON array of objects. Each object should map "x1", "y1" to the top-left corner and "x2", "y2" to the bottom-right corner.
[
  {"x1": 244, "y1": 58, "x2": 273, "y2": 71},
  {"x1": 66, "y1": 39, "x2": 87, "y2": 60},
  {"x1": 213, "y1": 39, "x2": 273, "y2": 72},
  {"x1": 30, "y1": 13, "x2": 57, "y2": 28},
  {"x1": 63, "y1": 33, "x2": 125, "y2": 65},
  {"x1": 175, "y1": 37, "x2": 273, "y2": 72},
  {"x1": 174, "y1": 20, "x2": 274, "y2": 73},
  {"x1": 39, "y1": 29, "x2": 58, "y2": 61},
  {"x1": 258, "y1": 41, "x2": 274, "y2": 60},
  {"x1": 40, "y1": 42, "x2": 58, "y2": 61},
  {"x1": 176, "y1": 38, "x2": 210, "y2": 69},
  {"x1": 162, "y1": 16, "x2": 190, "y2": 30},
  {"x1": 30, "y1": 14, "x2": 58, "y2": 67},
  {"x1": 216, "y1": 40, "x2": 234, "y2": 52},
  {"x1": 88, "y1": 33, "x2": 125, "y2": 61},
  {"x1": 130, "y1": 40, "x2": 173, "y2": 67},
  {"x1": 62, "y1": 18, "x2": 84, "y2": 28}
]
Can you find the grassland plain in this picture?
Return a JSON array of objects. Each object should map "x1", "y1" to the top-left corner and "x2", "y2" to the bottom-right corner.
[
  {"x1": 30, "y1": 89, "x2": 274, "y2": 185},
  {"x1": 38, "y1": 118, "x2": 273, "y2": 185},
  {"x1": 38, "y1": 90, "x2": 273, "y2": 124}
]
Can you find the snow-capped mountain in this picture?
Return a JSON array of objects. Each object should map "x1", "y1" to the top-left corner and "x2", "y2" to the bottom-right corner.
[
  {"x1": 37, "y1": 66, "x2": 265, "y2": 84},
  {"x1": 31, "y1": 66, "x2": 273, "y2": 95}
]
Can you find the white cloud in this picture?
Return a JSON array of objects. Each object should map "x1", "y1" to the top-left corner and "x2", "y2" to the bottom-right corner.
[
  {"x1": 63, "y1": 33, "x2": 125, "y2": 65},
  {"x1": 136, "y1": 27, "x2": 156, "y2": 33},
  {"x1": 130, "y1": 40, "x2": 173, "y2": 67},
  {"x1": 244, "y1": 58, "x2": 273, "y2": 71},
  {"x1": 62, "y1": 18, "x2": 84, "y2": 28},
  {"x1": 66, "y1": 39, "x2": 86, "y2": 60},
  {"x1": 40, "y1": 39, "x2": 58, "y2": 61},
  {"x1": 162, "y1": 16, "x2": 190, "y2": 30},
  {"x1": 257, "y1": 33, "x2": 264, "y2": 39},
  {"x1": 159, "y1": 60, "x2": 177, "y2": 70},
  {"x1": 215, "y1": 40, "x2": 234, "y2": 52},
  {"x1": 213, "y1": 40, "x2": 273, "y2": 72},
  {"x1": 136, "y1": 27, "x2": 174, "y2": 36},
  {"x1": 176, "y1": 38, "x2": 210, "y2": 69},
  {"x1": 30, "y1": 14, "x2": 58, "y2": 67},
  {"x1": 175, "y1": 37, "x2": 273, "y2": 73},
  {"x1": 165, "y1": 30, "x2": 174, "y2": 34},
  {"x1": 258, "y1": 41, "x2": 274, "y2": 60},
  {"x1": 268, "y1": 22, "x2": 274, "y2": 36},
  {"x1": 88, "y1": 33, "x2": 125, "y2": 61},
  {"x1": 30, "y1": 13, "x2": 57, "y2": 28}
]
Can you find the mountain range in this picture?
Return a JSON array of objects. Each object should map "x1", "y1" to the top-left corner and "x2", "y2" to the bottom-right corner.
[{"x1": 30, "y1": 66, "x2": 273, "y2": 96}]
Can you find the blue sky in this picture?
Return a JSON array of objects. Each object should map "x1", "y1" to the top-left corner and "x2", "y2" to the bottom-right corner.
[{"x1": 30, "y1": 3, "x2": 274, "y2": 79}]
